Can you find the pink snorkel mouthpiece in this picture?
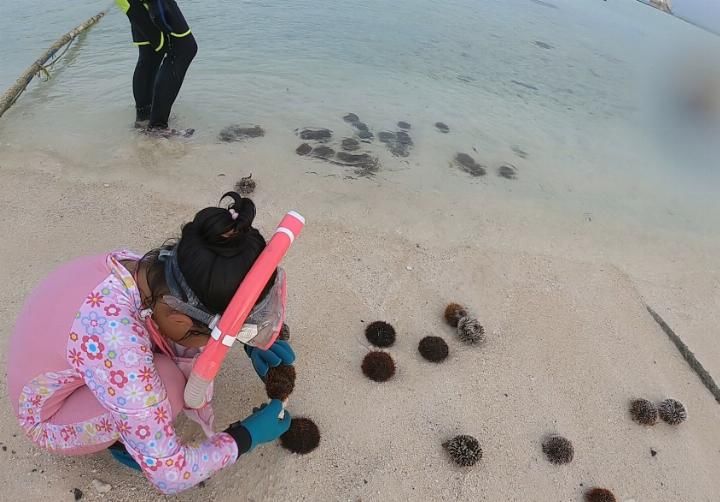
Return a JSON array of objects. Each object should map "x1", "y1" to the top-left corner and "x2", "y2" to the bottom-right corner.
[{"x1": 184, "y1": 211, "x2": 305, "y2": 409}]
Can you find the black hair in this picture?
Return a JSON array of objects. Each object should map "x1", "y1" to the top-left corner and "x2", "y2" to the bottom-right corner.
[{"x1": 140, "y1": 192, "x2": 276, "y2": 319}]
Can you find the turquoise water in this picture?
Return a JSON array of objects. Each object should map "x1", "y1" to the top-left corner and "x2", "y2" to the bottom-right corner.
[{"x1": 1, "y1": 0, "x2": 719, "y2": 231}]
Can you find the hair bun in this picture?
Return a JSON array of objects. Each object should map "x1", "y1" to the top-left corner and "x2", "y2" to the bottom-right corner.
[{"x1": 224, "y1": 192, "x2": 256, "y2": 232}]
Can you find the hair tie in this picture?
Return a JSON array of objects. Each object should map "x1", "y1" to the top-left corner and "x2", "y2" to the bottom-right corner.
[{"x1": 228, "y1": 208, "x2": 239, "y2": 220}]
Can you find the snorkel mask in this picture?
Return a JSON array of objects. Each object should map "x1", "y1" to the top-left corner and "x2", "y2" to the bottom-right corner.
[{"x1": 158, "y1": 247, "x2": 287, "y2": 350}]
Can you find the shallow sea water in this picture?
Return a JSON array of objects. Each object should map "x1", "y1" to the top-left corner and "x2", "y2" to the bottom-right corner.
[{"x1": 1, "y1": 0, "x2": 718, "y2": 235}]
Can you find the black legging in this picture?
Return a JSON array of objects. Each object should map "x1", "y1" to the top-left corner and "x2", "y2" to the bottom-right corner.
[
  {"x1": 124, "y1": 0, "x2": 197, "y2": 129},
  {"x1": 133, "y1": 34, "x2": 197, "y2": 128}
]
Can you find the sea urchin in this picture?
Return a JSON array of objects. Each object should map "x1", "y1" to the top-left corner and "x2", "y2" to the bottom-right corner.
[
  {"x1": 629, "y1": 398, "x2": 658, "y2": 426},
  {"x1": 542, "y1": 435, "x2": 574, "y2": 465},
  {"x1": 264, "y1": 365, "x2": 296, "y2": 401},
  {"x1": 444, "y1": 303, "x2": 468, "y2": 327},
  {"x1": 418, "y1": 336, "x2": 449, "y2": 363},
  {"x1": 658, "y1": 398, "x2": 687, "y2": 425},
  {"x1": 279, "y1": 323, "x2": 290, "y2": 341},
  {"x1": 443, "y1": 435, "x2": 482, "y2": 467},
  {"x1": 365, "y1": 321, "x2": 396, "y2": 348},
  {"x1": 361, "y1": 351, "x2": 396, "y2": 382},
  {"x1": 457, "y1": 317, "x2": 485, "y2": 345},
  {"x1": 585, "y1": 488, "x2": 617, "y2": 502},
  {"x1": 280, "y1": 417, "x2": 321, "y2": 454}
]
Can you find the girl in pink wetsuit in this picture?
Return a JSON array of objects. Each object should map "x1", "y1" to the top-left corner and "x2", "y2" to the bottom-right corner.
[{"x1": 7, "y1": 192, "x2": 295, "y2": 495}]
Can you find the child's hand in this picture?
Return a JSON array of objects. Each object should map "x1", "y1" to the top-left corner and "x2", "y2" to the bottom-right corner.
[
  {"x1": 226, "y1": 400, "x2": 291, "y2": 450},
  {"x1": 244, "y1": 340, "x2": 295, "y2": 378}
]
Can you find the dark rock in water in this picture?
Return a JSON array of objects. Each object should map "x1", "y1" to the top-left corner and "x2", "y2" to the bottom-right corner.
[
  {"x1": 435, "y1": 122, "x2": 450, "y2": 133},
  {"x1": 454, "y1": 153, "x2": 486, "y2": 176},
  {"x1": 396, "y1": 131, "x2": 413, "y2": 146},
  {"x1": 498, "y1": 164, "x2": 517, "y2": 180},
  {"x1": 389, "y1": 144, "x2": 410, "y2": 157},
  {"x1": 534, "y1": 40, "x2": 553, "y2": 50},
  {"x1": 298, "y1": 128, "x2": 332, "y2": 141},
  {"x1": 397, "y1": 121, "x2": 411, "y2": 130},
  {"x1": 379, "y1": 130, "x2": 413, "y2": 157},
  {"x1": 353, "y1": 122, "x2": 369, "y2": 132},
  {"x1": 343, "y1": 113, "x2": 360, "y2": 124},
  {"x1": 511, "y1": 145, "x2": 528, "y2": 159},
  {"x1": 378, "y1": 131, "x2": 396, "y2": 144},
  {"x1": 342, "y1": 138, "x2": 360, "y2": 151},
  {"x1": 296, "y1": 143, "x2": 312, "y2": 156},
  {"x1": 234, "y1": 174, "x2": 256, "y2": 194},
  {"x1": 335, "y1": 152, "x2": 375, "y2": 165},
  {"x1": 357, "y1": 130, "x2": 374, "y2": 141},
  {"x1": 73, "y1": 488, "x2": 84, "y2": 501},
  {"x1": 219, "y1": 125, "x2": 265, "y2": 142},
  {"x1": 218, "y1": 129, "x2": 236, "y2": 142},
  {"x1": 311, "y1": 146, "x2": 335, "y2": 159}
]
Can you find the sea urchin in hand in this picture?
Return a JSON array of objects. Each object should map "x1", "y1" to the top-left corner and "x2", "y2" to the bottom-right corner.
[
  {"x1": 365, "y1": 321, "x2": 396, "y2": 348},
  {"x1": 457, "y1": 317, "x2": 485, "y2": 345},
  {"x1": 264, "y1": 365, "x2": 296, "y2": 401},
  {"x1": 542, "y1": 435, "x2": 574, "y2": 465},
  {"x1": 585, "y1": 488, "x2": 616, "y2": 502},
  {"x1": 418, "y1": 336, "x2": 449, "y2": 363},
  {"x1": 629, "y1": 398, "x2": 658, "y2": 426},
  {"x1": 280, "y1": 417, "x2": 320, "y2": 454},
  {"x1": 443, "y1": 435, "x2": 482, "y2": 467},
  {"x1": 361, "y1": 351, "x2": 396, "y2": 382},
  {"x1": 444, "y1": 303, "x2": 468, "y2": 327},
  {"x1": 658, "y1": 398, "x2": 687, "y2": 425}
]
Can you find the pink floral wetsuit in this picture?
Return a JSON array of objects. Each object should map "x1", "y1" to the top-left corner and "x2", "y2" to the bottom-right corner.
[{"x1": 7, "y1": 251, "x2": 238, "y2": 494}]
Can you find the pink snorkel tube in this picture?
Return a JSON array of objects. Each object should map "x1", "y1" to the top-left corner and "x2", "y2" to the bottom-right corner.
[{"x1": 184, "y1": 211, "x2": 305, "y2": 409}]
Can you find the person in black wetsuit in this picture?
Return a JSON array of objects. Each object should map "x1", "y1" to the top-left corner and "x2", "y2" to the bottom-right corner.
[{"x1": 116, "y1": 0, "x2": 197, "y2": 132}]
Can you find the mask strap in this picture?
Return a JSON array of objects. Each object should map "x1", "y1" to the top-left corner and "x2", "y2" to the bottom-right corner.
[{"x1": 163, "y1": 295, "x2": 219, "y2": 328}]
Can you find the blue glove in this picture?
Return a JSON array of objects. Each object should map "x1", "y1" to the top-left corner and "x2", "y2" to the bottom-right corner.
[
  {"x1": 244, "y1": 340, "x2": 295, "y2": 378},
  {"x1": 240, "y1": 400, "x2": 291, "y2": 449}
]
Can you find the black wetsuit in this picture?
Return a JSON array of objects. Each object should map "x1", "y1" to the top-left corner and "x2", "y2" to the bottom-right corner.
[{"x1": 119, "y1": 0, "x2": 197, "y2": 128}]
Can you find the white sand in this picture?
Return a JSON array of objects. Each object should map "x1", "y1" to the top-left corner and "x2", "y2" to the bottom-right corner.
[{"x1": 0, "y1": 144, "x2": 719, "y2": 502}]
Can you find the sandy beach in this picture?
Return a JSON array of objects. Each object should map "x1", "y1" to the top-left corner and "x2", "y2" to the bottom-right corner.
[{"x1": 0, "y1": 140, "x2": 718, "y2": 502}]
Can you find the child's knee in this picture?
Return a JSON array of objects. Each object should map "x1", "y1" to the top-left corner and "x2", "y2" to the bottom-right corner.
[{"x1": 153, "y1": 355, "x2": 186, "y2": 418}]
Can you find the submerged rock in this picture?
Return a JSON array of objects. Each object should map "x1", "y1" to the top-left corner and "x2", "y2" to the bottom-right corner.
[
  {"x1": 397, "y1": 121, "x2": 411, "y2": 130},
  {"x1": 296, "y1": 143, "x2": 312, "y2": 156},
  {"x1": 335, "y1": 152, "x2": 375, "y2": 166},
  {"x1": 379, "y1": 130, "x2": 413, "y2": 157},
  {"x1": 378, "y1": 131, "x2": 396, "y2": 144},
  {"x1": 497, "y1": 164, "x2": 518, "y2": 180},
  {"x1": 388, "y1": 144, "x2": 410, "y2": 157},
  {"x1": 342, "y1": 138, "x2": 360, "y2": 151},
  {"x1": 219, "y1": 125, "x2": 265, "y2": 142},
  {"x1": 435, "y1": 122, "x2": 450, "y2": 133},
  {"x1": 298, "y1": 128, "x2": 332, "y2": 141},
  {"x1": 343, "y1": 113, "x2": 360, "y2": 124},
  {"x1": 311, "y1": 146, "x2": 335, "y2": 158},
  {"x1": 356, "y1": 130, "x2": 374, "y2": 141},
  {"x1": 353, "y1": 122, "x2": 369, "y2": 132},
  {"x1": 396, "y1": 131, "x2": 413, "y2": 145},
  {"x1": 454, "y1": 153, "x2": 486, "y2": 176}
]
